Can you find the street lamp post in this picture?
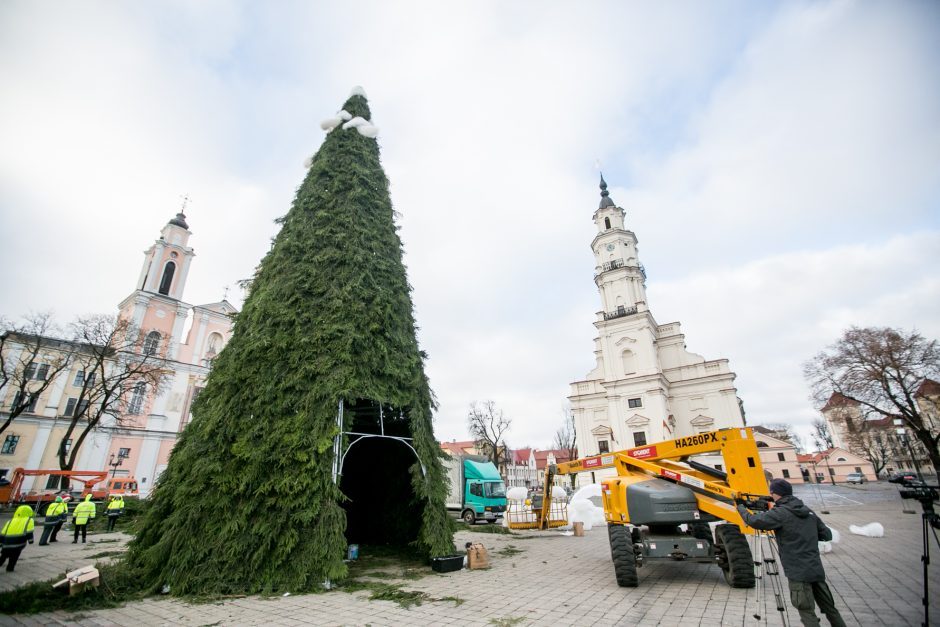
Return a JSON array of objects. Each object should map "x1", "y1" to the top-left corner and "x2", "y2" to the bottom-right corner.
[{"x1": 109, "y1": 453, "x2": 123, "y2": 479}]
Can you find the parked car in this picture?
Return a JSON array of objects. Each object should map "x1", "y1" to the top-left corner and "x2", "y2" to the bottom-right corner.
[{"x1": 845, "y1": 472, "x2": 866, "y2": 484}]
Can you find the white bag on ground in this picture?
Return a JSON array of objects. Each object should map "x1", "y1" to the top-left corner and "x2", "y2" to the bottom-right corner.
[
  {"x1": 849, "y1": 522, "x2": 884, "y2": 537},
  {"x1": 819, "y1": 525, "x2": 841, "y2": 553}
]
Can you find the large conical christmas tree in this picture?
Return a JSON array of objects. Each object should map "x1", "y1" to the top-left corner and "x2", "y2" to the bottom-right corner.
[{"x1": 127, "y1": 89, "x2": 454, "y2": 594}]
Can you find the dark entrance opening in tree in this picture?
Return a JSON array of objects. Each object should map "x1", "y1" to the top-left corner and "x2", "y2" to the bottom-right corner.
[{"x1": 340, "y1": 399, "x2": 423, "y2": 548}]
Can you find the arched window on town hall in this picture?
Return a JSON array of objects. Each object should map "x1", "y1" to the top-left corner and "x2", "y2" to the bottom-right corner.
[
  {"x1": 159, "y1": 261, "x2": 176, "y2": 295},
  {"x1": 621, "y1": 349, "x2": 636, "y2": 375},
  {"x1": 143, "y1": 331, "x2": 161, "y2": 356}
]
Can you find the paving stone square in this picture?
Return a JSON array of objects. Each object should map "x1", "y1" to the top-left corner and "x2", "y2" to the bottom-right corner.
[{"x1": 1, "y1": 483, "x2": 938, "y2": 626}]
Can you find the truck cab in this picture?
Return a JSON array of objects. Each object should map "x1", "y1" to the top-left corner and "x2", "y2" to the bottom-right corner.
[{"x1": 445, "y1": 457, "x2": 507, "y2": 524}]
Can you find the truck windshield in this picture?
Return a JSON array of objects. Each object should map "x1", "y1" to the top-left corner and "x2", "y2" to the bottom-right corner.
[{"x1": 484, "y1": 481, "x2": 506, "y2": 498}]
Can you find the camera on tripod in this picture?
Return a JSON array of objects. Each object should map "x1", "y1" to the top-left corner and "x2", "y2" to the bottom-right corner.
[
  {"x1": 898, "y1": 485, "x2": 938, "y2": 503},
  {"x1": 735, "y1": 494, "x2": 773, "y2": 511}
]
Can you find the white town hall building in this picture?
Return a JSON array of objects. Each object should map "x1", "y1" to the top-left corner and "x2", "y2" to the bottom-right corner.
[{"x1": 569, "y1": 177, "x2": 746, "y2": 462}]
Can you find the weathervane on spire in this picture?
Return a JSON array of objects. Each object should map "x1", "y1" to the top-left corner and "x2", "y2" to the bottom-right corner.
[
  {"x1": 222, "y1": 285, "x2": 230, "y2": 301},
  {"x1": 180, "y1": 194, "x2": 191, "y2": 213}
]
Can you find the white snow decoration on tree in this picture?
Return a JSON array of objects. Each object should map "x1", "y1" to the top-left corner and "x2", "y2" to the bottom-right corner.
[
  {"x1": 569, "y1": 499, "x2": 597, "y2": 530},
  {"x1": 338, "y1": 110, "x2": 352, "y2": 121},
  {"x1": 349, "y1": 85, "x2": 367, "y2": 98},
  {"x1": 303, "y1": 156, "x2": 313, "y2": 169},
  {"x1": 357, "y1": 124, "x2": 379, "y2": 138},
  {"x1": 320, "y1": 117, "x2": 342, "y2": 131},
  {"x1": 506, "y1": 487, "x2": 528, "y2": 502},
  {"x1": 849, "y1": 522, "x2": 884, "y2": 537},
  {"x1": 571, "y1": 484, "x2": 602, "y2": 502},
  {"x1": 343, "y1": 116, "x2": 369, "y2": 130}
]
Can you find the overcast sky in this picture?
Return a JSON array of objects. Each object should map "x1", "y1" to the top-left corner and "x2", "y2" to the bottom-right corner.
[{"x1": 1, "y1": 1, "x2": 938, "y2": 451}]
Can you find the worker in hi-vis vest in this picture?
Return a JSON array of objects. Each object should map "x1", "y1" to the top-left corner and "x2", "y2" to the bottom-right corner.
[
  {"x1": 72, "y1": 495, "x2": 96, "y2": 544},
  {"x1": 0, "y1": 505, "x2": 35, "y2": 572},
  {"x1": 106, "y1": 495, "x2": 125, "y2": 532},
  {"x1": 39, "y1": 496, "x2": 68, "y2": 545}
]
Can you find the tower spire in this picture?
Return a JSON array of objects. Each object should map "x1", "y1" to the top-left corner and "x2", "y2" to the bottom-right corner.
[{"x1": 599, "y1": 173, "x2": 615, "y2": 208}]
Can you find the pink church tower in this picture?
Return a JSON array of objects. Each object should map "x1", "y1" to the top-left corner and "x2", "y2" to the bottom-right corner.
[{"x1": 117, "y1": 211, "x2": 195, "y2": 360}]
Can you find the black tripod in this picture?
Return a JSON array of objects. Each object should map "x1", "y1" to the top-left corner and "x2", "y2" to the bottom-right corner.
[{"x1": 906, "y1": 488, "x2": 940, "y2": 627}]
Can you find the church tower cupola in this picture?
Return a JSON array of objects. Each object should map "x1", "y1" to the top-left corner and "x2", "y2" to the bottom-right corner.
[{"x1": 590, "y1": 176, "x2": 646, "y2": 317}]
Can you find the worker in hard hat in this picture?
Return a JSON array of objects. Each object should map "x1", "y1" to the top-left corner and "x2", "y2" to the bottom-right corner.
[
  {"x1": 106, "y1": 495, "x2": 125, "y2": 532},
  {"x1": 0, "y1": 505, "x2": 35, "y2": 572},
  {"x1": 72, "y1": 495, "x2": 96, "y2": 544},
  {"x1": 51, "y1": 493, "x2": 71, "y2": 542},
  {"x1": 38, "y1": 496, "x2": 68, "y2": 545}
]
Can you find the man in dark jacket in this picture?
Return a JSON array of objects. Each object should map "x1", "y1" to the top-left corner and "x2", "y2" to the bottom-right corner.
[{"x1": 737, "y1": 479, "x2": 846, "y2": 627}]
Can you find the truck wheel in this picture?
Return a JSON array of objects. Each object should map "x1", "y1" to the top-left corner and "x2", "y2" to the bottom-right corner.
[
  {"x1": 714, "y1": 524, "x2": 755, "y2": 588},
  {"x1": 462, "y1": 510, "x2": 475, "y2": 525},
  {"x1": 608, "y1": 524, "x2": 639, "y2": 587},
  {"x1": 689, "y1": 521, "x2": 712, "y2": 543}
]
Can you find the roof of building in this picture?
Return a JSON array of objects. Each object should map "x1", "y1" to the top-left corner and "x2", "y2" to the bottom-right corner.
[
  {"x1": 598, "y1": 174, "x2": 615, "y2": 209},
  {"x1": 440, "y1": 440, "x2": 477, "y2": 456},
  {"x1": 168, "y1": 212, "x2": 189, "y2": 229},
  {"x1": 918, "y1": 378, "x2": 940, "y2": 397},
  {"x1": 511, "y1": 448, "x2": 532, "y2": 464},
  {"x1": 532, "y1": 448, "x2": 577, "y2": 470},
  {"x1": 821, "y1": 393, "x2": 859, "y2": 412}
]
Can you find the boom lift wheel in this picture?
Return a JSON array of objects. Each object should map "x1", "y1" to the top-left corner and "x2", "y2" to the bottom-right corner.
[
  {"x1": 608, "y1": 524, "x2": 639, "y2": 587},
  {"x1": 714, "y1": 524, "x2": 755, "y2": 588}
]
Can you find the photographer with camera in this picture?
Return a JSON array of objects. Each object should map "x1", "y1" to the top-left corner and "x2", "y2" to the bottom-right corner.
[{"x1": 737, "y1": 479, "x2": 846, "y2": 627}]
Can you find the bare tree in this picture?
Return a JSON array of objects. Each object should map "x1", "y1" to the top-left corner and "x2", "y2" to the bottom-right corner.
[
  {"x1": 804, "y1": 326, "x2": 940, "y2": 477},
  {"x1": 467, "y1": 400, "x2": 511, "y2": 470},
  {"x1": 0, "y1": 312, "x2": 73, "y2": 436},
  {"x1": 552, "y1": 404, "x2": 578, "y2": 489},
  {"x1": 848, "y1": 429, "x2": 894, "y2": 476},
  {"x1": 57, "y1": 315, "x2": 169, "y2": 472},
  {"x1": 811, "y1": 418, "x2": 834, "y2": 451}
]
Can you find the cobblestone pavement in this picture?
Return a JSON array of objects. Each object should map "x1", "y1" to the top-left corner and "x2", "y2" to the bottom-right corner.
[{"x1": 1, "y1": 486, "x2": 938, "y2": 626}]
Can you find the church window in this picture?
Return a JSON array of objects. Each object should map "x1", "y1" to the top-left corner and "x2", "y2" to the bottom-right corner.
[
  {"x1": 598, "y1": 439, "x2": 609, "y2": 454},
  {"x1": 206, "y1": 332, "x2": 223, "y2": 358},
  {"x1": 11, "y1": 392, "x2": 37, "y2": 413},
  {"x1": 2, "y1": 435, "x2": 20, "y2": 455},
  {"x1": 159, "y1": 261, "x2": 176, "y2": 295},
  {"x1": 621, "y1": 350, "x2": 636, "y2": 375},
  {"x1": 628, "y1": 398, "x2": 642, "y2": 408},
  {"x1": 128, "y1": 382, "x2": 146, "y2": 415},
  {"x1": 836, "y1": 457, "x2": 847, "y2": 462},
  {"x1": 632, "y1": 431, "x2": 647, "y2": 447},
  {"x1": 604, "y1": 217, "x2": 611, "y2": 229},
  {"x1": 143, "y1": 331, "x2": 161, "y2": 356}
]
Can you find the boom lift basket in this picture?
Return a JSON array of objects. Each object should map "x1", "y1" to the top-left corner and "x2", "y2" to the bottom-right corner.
[{"x1": 506, "y1": 492, "x2": 568, "y2": 530}]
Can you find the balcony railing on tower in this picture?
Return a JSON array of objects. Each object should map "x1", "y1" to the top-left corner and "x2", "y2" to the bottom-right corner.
[
  {"x1": 603, "y1": 305, "x2": 638, "y2": 320},
  {"x1": 594, "y1": 260, "x2": 647, "y2": 282}
]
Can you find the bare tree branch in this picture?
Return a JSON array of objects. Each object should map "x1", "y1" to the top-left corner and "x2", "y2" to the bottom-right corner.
[
  {"x1": 56, "y1": 315, "x2": 169, "y2": 471},
  {"x1": 467, "y1": 400, "x2": 511, "y2": 469},
  {"x1": 0, "y1": 312, "x2": 74, "y2": 436}
]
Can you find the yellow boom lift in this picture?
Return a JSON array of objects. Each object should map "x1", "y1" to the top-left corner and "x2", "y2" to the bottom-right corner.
[{"x1": 533, "y1": 427, "x2": 771, "y2": 588}]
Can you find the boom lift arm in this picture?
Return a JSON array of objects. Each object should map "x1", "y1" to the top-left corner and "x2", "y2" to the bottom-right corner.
[{"x1": 544, "y1": 427, "x2": 770, "y2": 532}]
